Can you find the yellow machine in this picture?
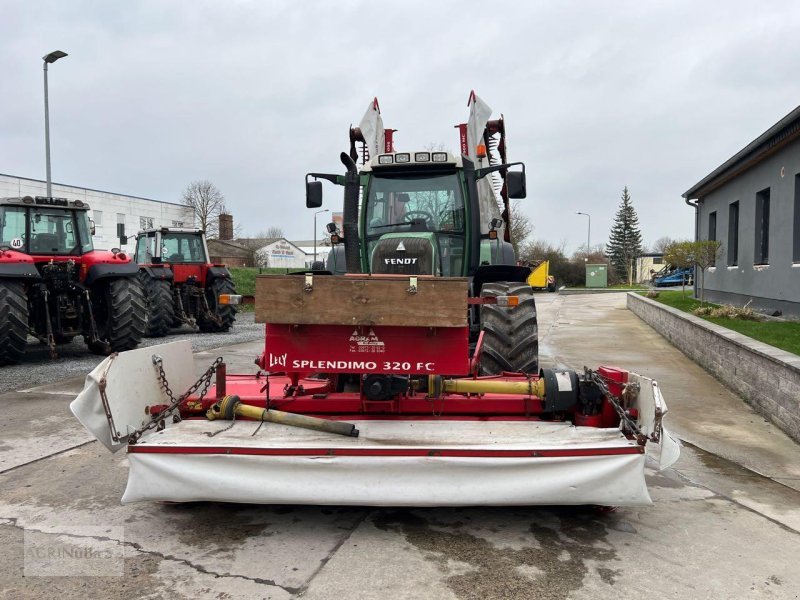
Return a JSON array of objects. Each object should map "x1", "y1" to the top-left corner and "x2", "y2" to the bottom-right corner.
[{"x1": 527, "y1": 260, "x2": 556, "y2": 292}]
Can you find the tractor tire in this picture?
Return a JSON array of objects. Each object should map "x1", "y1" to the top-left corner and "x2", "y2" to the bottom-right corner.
[
  {"x1": 479, "y1": 282, "x2": 538, "y2": 376},
  {"x1": 138, "y1": 272, "x2": 175, "y2": 338},
  {"x1": 0, "y1": 281, "x2": 29, "y2": 365},
  {"x1": 198, "y1": 277, "x2": 237, "y2": 333},
  {"x1": 88, "y1": 278, "x2": 146, "y2": 355}
]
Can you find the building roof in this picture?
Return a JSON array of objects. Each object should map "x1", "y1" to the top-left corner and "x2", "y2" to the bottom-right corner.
[
  {"x1": 0, "y1": 172, "x2": 186, "y2": 207},
  {"x1": 206, "y1": 239, "x2": 254, "y2": 258},
  {"x1": 289, "y1": 239, "x2": 332, "y2": 247},
  {"x1": 683, "y1": 104, "x2": 800, "y2": 200}
]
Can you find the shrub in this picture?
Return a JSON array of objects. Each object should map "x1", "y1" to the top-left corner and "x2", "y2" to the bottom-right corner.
[{"x1": 692, "y1": 303, "x2": 759, "y2": 321}]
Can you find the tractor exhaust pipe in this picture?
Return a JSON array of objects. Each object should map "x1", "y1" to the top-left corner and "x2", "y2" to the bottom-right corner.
[{"x1": 340, "y1": 152, "x2": 362, "y2": 274}]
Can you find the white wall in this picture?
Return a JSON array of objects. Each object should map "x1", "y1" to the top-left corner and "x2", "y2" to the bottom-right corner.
[{"x1": 0, "y1": 174, "x2": 195, "y2": 251}]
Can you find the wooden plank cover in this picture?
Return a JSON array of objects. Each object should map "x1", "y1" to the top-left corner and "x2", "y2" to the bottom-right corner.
[{"x1": 255, "y1": 275, "x2": 468, "y2": 327}]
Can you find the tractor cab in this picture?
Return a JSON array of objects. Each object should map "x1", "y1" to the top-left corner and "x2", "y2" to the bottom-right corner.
[
  {"x1": 362, "y1": 158, "x2": 467, "y2": 277},
  {"x1": 134, "y1": 228, "x2": 210, "y2": 266},
  {"x1": 0, "y1": 196, "x2": 94, "y2": 256}
]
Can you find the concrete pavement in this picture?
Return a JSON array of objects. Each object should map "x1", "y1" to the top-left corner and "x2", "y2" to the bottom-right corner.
[{"x1": 1, "y1": 293, "x2": 799, "y2": 599}]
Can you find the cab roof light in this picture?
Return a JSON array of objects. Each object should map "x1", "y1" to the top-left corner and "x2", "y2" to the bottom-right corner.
[
  {"x1": 414, "y1": 152, "x2": 430, "y2": 162},
  {"x1": 378, "y1": 154, "x2": 394, "y2": 164},
  {"x1": 395, "y1": 153, "x2": 411, "y2": 163},
  {"x1": 432, "y1": 152, "x2": 448, "y2": 162},
  {"x1": 476, "y1": 143, "x2": 487, "y2": 159}
]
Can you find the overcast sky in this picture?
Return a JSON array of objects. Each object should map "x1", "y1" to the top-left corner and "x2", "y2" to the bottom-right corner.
[{"x1": 3, "y1": 0, "x2": 800, "y2": 252}]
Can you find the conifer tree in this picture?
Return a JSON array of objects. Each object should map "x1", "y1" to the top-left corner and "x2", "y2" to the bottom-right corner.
[{"x1": 605, "y1": 186, "x2": 643, "y2": 283}]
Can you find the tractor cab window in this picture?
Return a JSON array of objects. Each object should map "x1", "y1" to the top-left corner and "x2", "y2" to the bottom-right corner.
[
  {"x1": 75, "y1": 210, "x2": 94, "y2": 253},
  {"x1": 365, "y1": 172, "x2": 466, "y2": 276},
  {"x1": 135, "y1": 234, "x2": 157, "y2": 263},
  {"x1": 365, "y1": 173, "x2": 465, "y2": 235},
  {"x1": 162, "y1": 233, "x2": 206, "y2": 263},
  {"x1": 29, "y1": 208, "x2": 79, "y2": 254},
  {"x1": 0, "y1": 206, "x2": 26, "y2": 249}
]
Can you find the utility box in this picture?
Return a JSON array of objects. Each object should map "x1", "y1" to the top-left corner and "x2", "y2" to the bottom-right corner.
[{"x1": 585, "y1": 264, "x2": 608, "y2": 288}]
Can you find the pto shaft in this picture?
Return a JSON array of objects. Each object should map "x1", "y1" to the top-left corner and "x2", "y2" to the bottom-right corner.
[
  {"x1": 207, "y1": 395, "x2": 359, "y2": 437},
  {"x1": 429, "y1": 376, "x2": 545, "y2": 398}
]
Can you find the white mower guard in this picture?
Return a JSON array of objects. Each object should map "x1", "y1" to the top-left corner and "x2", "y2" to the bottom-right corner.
[{"x1": 71, "y1": 343, "x2": 680, "y2": 506}]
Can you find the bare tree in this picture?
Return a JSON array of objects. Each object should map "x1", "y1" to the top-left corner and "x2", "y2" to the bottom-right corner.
[
  {"x1": 509, "y1": 200, "x2": 533, "y2": 257},
  {"x1": 265, "y1": 226, "x2": 284, "y2": 239},
  {"x1": 651, "y1": 236, "x2": 675, "y2": 254},
  {"x1": 182, "y1": 180, "x2": 226, "y2": 238},
  {"x1": 692, "y1": 240, "x2": 723, "y2": 306},
  {"x1": 664, "y1": 240, "x2": 693, "y2": 298}
]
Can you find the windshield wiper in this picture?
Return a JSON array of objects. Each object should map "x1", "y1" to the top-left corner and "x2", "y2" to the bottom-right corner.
[{"x1": 370, "y1": 221, "x2": 414, "y2": 230}]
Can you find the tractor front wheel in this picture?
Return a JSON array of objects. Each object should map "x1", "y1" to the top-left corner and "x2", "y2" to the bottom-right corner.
[
  {"x1": 138, "y1": 272, "x2": 175, "y2": 337},
  {"x1": 88, "y1": 278, "x2": 146, "y2": 355},
  {"x1": 198, "y1": 277, "x2": 237, "y2": 333},
  {"x1": 0, "y1": 281, "x2": 29, "y2": 365},
  {"x1": 479, "y1": 282, "x2": 538, "y2": 376}
]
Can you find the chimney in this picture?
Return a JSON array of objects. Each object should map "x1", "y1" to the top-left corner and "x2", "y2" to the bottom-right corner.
[{"x1": 219, "y1": 213, "x2": 233, "y2": 240}]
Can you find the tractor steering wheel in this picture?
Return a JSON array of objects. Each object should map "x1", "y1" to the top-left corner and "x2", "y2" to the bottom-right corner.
[{"x1": 403, "y1": 210, "x2": 435, "y2": 227}]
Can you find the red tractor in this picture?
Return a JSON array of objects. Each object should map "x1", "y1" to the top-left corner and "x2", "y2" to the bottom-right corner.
[
  {"x1": 0, "y1": 196, "x2": 145, "y2": 365},
  {"x1": 133, "y1": 228, "x2": 238, "y2": 337}
]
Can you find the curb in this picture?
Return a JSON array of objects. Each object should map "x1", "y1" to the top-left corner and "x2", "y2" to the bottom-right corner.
[{"x1": 627, "y1": 292, "x2": 800, "y2": 443}]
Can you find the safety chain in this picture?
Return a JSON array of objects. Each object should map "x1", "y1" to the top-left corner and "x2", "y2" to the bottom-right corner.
[
  {"x1": 128, "y1": 355, "x2": 223, "y2": 444},
  {"x1": 586, "y1": 369, "x2": 647, "y2": 445}
]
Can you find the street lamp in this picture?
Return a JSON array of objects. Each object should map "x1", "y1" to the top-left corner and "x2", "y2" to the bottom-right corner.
[
  {"x1": 313, "y1": 208, "x2": 330, "y2": 263},
  {"x1": 576, "y1": 211, "x2": 591, "y2": 260},
  {"x1": 43, "y1": 50, "x2": 68, "y2": 198}
]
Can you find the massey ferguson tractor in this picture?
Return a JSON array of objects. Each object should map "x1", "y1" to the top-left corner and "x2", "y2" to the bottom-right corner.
[
  {"x1": 72, "y1": 94, "x2": 679, "y2": 507},
  {"x1": 0, "y1": 195, "x2": 145, "y2": 364},
  {"x1": 133, "y1": 227, "x2": 237, "y2": 336}
]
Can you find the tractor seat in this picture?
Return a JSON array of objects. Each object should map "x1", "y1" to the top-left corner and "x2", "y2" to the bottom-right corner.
[
  {"x1": 168, "y1": 253, "x2": 184, "y2": 263},
  {"x1": 31, "y1": 233, "x2": 60, "y2": 252}
]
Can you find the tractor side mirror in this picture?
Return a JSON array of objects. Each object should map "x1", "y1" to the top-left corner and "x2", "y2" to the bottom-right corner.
[
  {"x1": 119, "y1": 235, "x2": 128, "y2": 245},
  {"x1": 89, "y1": 219, "x2": 96, "y2": 236},
  {"x1": 306, "y1": 181, "x2": 323, "y2": 208},
  {"x1": 326, "y1": 222, "x2": 338, "y2": 234},
  {"x1": 507, "y1": 171, "x2": 526, "y2": 199}
]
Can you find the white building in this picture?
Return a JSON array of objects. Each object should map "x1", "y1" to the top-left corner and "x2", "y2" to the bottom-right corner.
[
  {"x1": 255, "y1": 238, "x2": 309, "y2": 269},
  {"x1": 0, "y1": 173, "x2": 194, "y2": 251}
]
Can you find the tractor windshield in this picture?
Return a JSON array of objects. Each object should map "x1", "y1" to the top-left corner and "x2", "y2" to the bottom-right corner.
[
  {"x1": 364, "y1": 172, "x2": 467, "y2": 276},
  {"x1": 161, "y1": 233, "x2": 207, "y2": 263},
  {"x1": 365, "y1": 173, "x2": 465, "y2": 235},
  {"x1": 0, "y1": 206, "x2": 93, "y2": 254}
]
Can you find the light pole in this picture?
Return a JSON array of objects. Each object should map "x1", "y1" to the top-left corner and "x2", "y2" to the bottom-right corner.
[
  {"x1": 43, "y1": 50, "x2": 68, "y2": 198},
  {"x1": 313, "y1": 208, "x2": 330, "y2": 263},
  {"x1": 576, "y1": 212, "x2": 591, "y2": 260}
]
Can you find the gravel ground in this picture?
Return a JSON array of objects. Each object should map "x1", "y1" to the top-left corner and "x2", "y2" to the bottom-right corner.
[{"x1": 0, "y1": 311, "x2": 263, "y2": 394}]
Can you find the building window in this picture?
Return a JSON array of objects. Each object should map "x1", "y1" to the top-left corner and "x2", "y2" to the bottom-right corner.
[
  {"x1": 728, "y1": 201, "x2": 739, "y2": 266},
  {"x1": 754, "y1": 188, "x2": 770, "y2": 265},
  {"x1": 794, "y1": 175, "x2": 800, "y2": 262},
  {"x1": 140, "y1": 216, "x2": 154, "y2": 230},
  {"x1": 708, "y1": 211, "x2": 716, "y2": 241},
  {"x1": 93, "y1": 210, "x2": 103, "y2": 226},
  {"x1": 653, "y1": 257, "x2": 663, "y2": 265},
  {"x1": 172, "y1": 220, "x2": 184, "y2": 227}
]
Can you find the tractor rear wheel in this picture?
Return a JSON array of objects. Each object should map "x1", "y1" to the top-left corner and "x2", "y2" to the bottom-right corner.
[
  {"x1": 138, "y1": 272, "x2": 175, "y2": 337},
  {"x1": 88, "y1": 278, "x2": 146, "y2": 355},
  {"x1": 479, "y1": 282, "x2": 538, "y2": 375},
  {"x1": 0, "y1": 281, "x2": 29, "y2": 365},
  {"x1": 198, "y1": 277, "x2": 237, "y2": 333}
]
